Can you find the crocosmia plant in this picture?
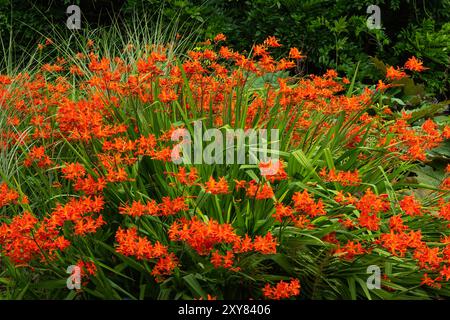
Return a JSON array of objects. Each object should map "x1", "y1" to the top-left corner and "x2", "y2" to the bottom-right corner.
[{"x1": 0, "y1": 32, "x2": 449, "y2": 300}]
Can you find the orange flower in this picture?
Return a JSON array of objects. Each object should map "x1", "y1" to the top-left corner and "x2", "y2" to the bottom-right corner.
[
  {"x1": 319, "y1": 168, "x2": 361, "y2": 186},
  {"x1": 158, "y1": 88, "x2": 178, "y2": 103},
  {"x1": 166, "y1": 167, "x2": 199, "y2": 185},
  {"x1": 413, "y1": 245, "x2": 442, "y2": 270},
  {"x1": 120, "y1": 197, "x2": 187, "y2": 217},
  {"x1": 24, "y1": 146, "x2": 52, "y2": 168},
  {"x1": 253, "y1": 44, "x2": 268, "y2": 57},
  {"x1": 246, "y1": 181, "x2": 274, "y2": 200},
  {"x1": 168, "y1": 217, "x2": 240, "y2": 255},
  {"x1": 334, "y1": 240, "x2": 366, "y2": 260},
  {"x1": 120, "y1": 200, "x2": 158, "y2": 217},
  {"x1": 289, "y1": 47, "x2": 305, "y2": 60},
  {"x1": 421, "y1": 273, "x2": 441, "y2": 288},
  {"x1": 233, "y1": 179, "x2": 247, "y2": 191},
  {"x1": 253, "y1": 232, "x2": 277, "y2": 254},
  {"x1": 263, "y1": 36, "x2": 282, "y2": 48},
  {"x1": 213, "y1": 33, "x2": 226, "y2": 42},
  {"x1": 262, "y1": 278, "x2": 300, "y2": 300},
  {"x1": 339, "y1": 218, "x2": 355, "y2": 229},
  {"x1": 404, "y1": 56, "x2": 428, "y2": 72},
  {"x1": 386, "y1": 66, "x2": 407, "y2": 80},
  {"x1": 77, "y1": 260, "x2": 97, "y2": 278},
  {"x1": 439, "y1": 199, "x2": 450, "y2": 221},
  {"x1": 151, "y1": 253, "x2": 179, "y2": 280},
  {"x1": 204, "y1": 177, "x2": 229, "y2": 195},
  {"x1": 294, "y1": 215, "x2": 313, "y2": 229},
  {"x1": 158, "y1": 196, "x2": 188, "y2": 216},
  {"x1": 0, "y1": 211, "x2": 70, "y2": 264},
  {"x1": 443, "y1": 126, "x2": 450, "y2": 139},
  {"x1": 356, "y1": 189, "x2": 390, "y2": 216},
  {"x1": 273, "y1": 203, "x2": 294, "y2": 222},
  {"x1": 0, "y1": 183, "x2": 19, "y2": 208},
  {"x1": 399, "y1": 195, "x2": 422, "y2": 216},
  {"x1": 389, "y1": 215, "x2": 408, "y2": 232},
  {"x1": 292, "y1": 190, "x2": 326, "y2": 217},
  {"x1": 210, "y1": 250, "x2": 236, "y2": 269},
  {"x1": 334, "y1": 191, "x2": 357, "y2": 205},
  {"x1": 74, "y1": 215, "x2": 106, "y2": 236},
  {"x1": 115, "y1": 227, "x2": 168, "y2": 260},
  {"x1": 259, "y1": 159, "x2": 288, "y2": 182},
  {"x1": 62, "y1": 162, "x2": 86, "y2": 181},
  {"x1": 440, "y1": 265, "x2": 450, "y2": 281}
]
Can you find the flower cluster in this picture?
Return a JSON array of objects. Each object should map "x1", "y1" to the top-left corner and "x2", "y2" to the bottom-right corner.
[
  {"x1": 115, "y1": 227, "x2": 178, "y2": 279},
  {"x1": 0, "y1": 183, "x2": 19, "y2": 208},
  {"x1": 262, "y1": 279, "x2": 301, "y2": 300}
]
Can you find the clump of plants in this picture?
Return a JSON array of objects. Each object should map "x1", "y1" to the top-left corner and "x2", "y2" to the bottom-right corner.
[{"x1": 0, "y1": 34, "x2": 449, "y2": 300}]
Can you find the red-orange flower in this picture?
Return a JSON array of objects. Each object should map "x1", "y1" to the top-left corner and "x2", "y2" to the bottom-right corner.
[
  {"x1": 262, "y1": 278, "x2": 300, "y2": 300},
  {"x1": 399, "y1": 195, "x2": 422, "y2": 216},
  {"x1": 292, "y1": 190, "x2": 326, "y2": 217},
  {"x1": 386, "y1": 66, "x2": 407, "y2": 80},
  {"x1": 204, "y1": 177, "x2": 229, "y2": 195},
  {"x1": 404, "y1": 56, "x2": 428, "y2": 72}
]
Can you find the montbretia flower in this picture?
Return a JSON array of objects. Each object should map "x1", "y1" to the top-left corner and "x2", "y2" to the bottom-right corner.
[
  {"x1": 259, "y1": 160, "x2": 288, "y2": 182},
  {"x1": 61, "y1": 162, "x2": 87, "y2": 181},
  {"x1": 115, "y1": 227, "x2": 168, "y2": 260},
  {"x1": 119, "y1": 197, "x2": 187, "y2": 217},
  {"x1": 165, "y1": 166, "x2": 199, "y2": 185},
  {"x1": 119, "y1": 199, "x2": 159, "y2": 217},
  {"x1": 213, "y1": 33, "x2": 226, "y2": 42},
  {"x1": 0, "y1": 211, "x2": 70, "y2": 264},
  {"x1": 168, "y1": 217, "x2": 240, "y2": 255},
  {"x1": 263, "y1": 36, "x2": 282, "y2": 48},
  {"x1": 246, "y1": 181, "x2": 275, "y2": 200},
  {"x1": 413, "y1": 245, "x2": 442, "y2": 270},
  {"x1": 389, "y1": 215, "x2": 409, "y2": 233},
  {"x1": 319, "y1": 168, "x2": 361, "y2": 186},
  {"x1": 24, "y1": 146, "x2": 52, "y2": 168},
  {"x1": 356, "y1": 189, "x2": 390, "y2": 216},
  {"x1": 404, "y1": 56, "x2": 428, "y2": 72},
  {"x1": 204, "y1": 177, "x2": 229, "y2": 195},
  {"x1": 386, "y1": 66, "x2": 407, "y2": 80},
  {"x1": 74, "y1": 215, "x2": 106, "y2": 236},
  {"x1": 210, "y1": 250, "x2": 238, "y2": 270},
  {"x1": 334, "y1": 240, "x2": 366, "y2": 260},
  {"x1": 253, "y1": 232, "x2": 277, "y2": 254},
  {"x1": 292, "y1": 190, "x2": 326, "y2": 217},
  {"x1": 151, "y1": 252, "x2": 179, "y2": 280},
  {"x1": 289, "y1": 47, "x2": 305, "y2": 60},
  {"x1": 0, "y1": 183, "x2": 19, "y2": 208},
  {"x1": 77, "y1": 260, "x2": 98, "y2": 278},
  {"x1": 399, "y1": 195, "x2": 422, "y2": 216},
  {"x1": 262, "y1": 279, "x2": 300, "y2": 300},
  {"x1": 273, "y1": 203, "x2": 294, "y2": 222}
]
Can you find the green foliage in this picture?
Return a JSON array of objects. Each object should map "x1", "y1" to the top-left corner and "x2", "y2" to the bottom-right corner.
[
  {"x1": 394, "y1": 20, "x2": 450, "y2": 97},
  {"x1": 124, "y1": 0, "x2": 450, "y2": 98},
  {"x1": 1, "y1": 0, "x2": 449, "y2": 97}
]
